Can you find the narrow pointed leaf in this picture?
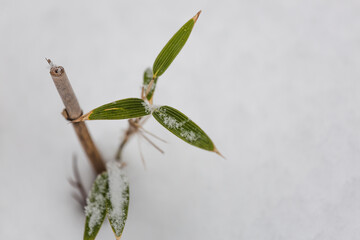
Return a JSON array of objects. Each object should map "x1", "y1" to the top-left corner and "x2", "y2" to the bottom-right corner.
[
  {"x1": 106, "y1": 162, "x2": 130, "y2": 240},
  {"x1": 143, "y1": 68, "x2": 158, "y2": 100},
  {"x1": 84, "y1": 173, "x2": 109, "y2": 240},
  {"x1": 152, "y1": 105, "x2": 216, "y2": 152},
  {"x1": 74, "y1": 98, "x2": 151, "y2": 121},
  {"x1": 152, "y1": 11, "x2": 201, "y2": 77}
]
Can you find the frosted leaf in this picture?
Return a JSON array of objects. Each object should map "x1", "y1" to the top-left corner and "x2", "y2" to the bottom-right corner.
[
  {"x1": 142, "y1": 101, "x2": 151, "y2": 114},
  {"x1": 141, "y1": 102, "x2": 160, "y2": 114},
  {"x1": 85, "y1": 195, "x2": 105, "y2": 234},
  {"x1": 106, "y1": 162, "x2": 130, "y2": 238},
  {"x1": 180, "y1": 130, "x2": 199, "y2": 142},
  {"x1": 84, "y1": 173, "x2": 108, "y2": 240},
  {"x1": 152, "y1": 106, "x2": 216, "y2": 152},
  {"x1": 157, "y1": 107, "x2": 188, "y2": 129}
]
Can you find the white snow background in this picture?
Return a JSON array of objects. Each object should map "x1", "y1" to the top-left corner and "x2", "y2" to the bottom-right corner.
[{"x1": 1, "y1": 0, "x2": 360, "y2": 239}]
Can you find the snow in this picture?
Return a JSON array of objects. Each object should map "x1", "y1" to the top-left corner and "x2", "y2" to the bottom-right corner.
[
  {"x1": 157, "y1": 107, "x2": 199, "y2": 142},
  {"x1": 141, "y1": 101, "x2": 159, "y2": 114},
  {"x1": 141, "y1": 101, "x2": 153, "y2": 114},
  {"x1": 85, "y1": 196, "x2": 102, "y2": 235},
  {"x1": 180, "y1": 130, "x2": 199, "y2": 142},
  {"x1": 84, "y1": 174, "x2": 108, "y2": 235},
  {"x1": 142, "y1": 101, "x2": 151, "y2": 114},
  {"x1": 2, "y1": 1, "x2": 360, "y2": 240},
  {"x1": 157, "y1": 107, "x2": 188, "y2": 129},
  {"x1": 163, "y1": 115, "x2": 179, "y2": 129},
  {"x1": 107, "y1": 162, "x2": 129, "y2": 237}
]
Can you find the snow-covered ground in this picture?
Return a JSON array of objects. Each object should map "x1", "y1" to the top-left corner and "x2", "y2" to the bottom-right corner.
[{"x1": 1, "y1": 0, "x2": 360, "y2": 239}]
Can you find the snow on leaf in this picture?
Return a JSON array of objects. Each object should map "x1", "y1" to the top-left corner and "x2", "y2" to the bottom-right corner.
[
  {"x1": 152, "y1": 105, "x2": 217, "y2": 152},
  {"x1": 84, "y1": 173, "x2": 109, "y2": 240},
  {"x1": 141, "y1": 101, "x2": 152, "y2": 114},
  {"x1": 180, "y1": 130, "x2": 199, "y2": 142},
  {"x1": 141, "y1": 101, "x2": 160, "y2": 115},
  {"x1": 157, "y1": 107, "x2": 188, "y2": 129},
  {"x1": 106, "y1": 162, "x2": 130, "y2": 239}
]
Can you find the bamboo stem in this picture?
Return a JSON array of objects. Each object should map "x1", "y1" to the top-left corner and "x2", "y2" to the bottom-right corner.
[{"x1": 48, "y1": 59, "x2": 106, "y2": 174}]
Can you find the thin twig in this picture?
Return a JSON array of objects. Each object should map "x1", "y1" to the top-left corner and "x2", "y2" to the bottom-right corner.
[
  {"x1": 137, "y1": 135, "x2": 147, "y2": 169},
  {"x1": 116, "y1": 115, "x2": 166, "y2": 161},
  {"x1": 68, "y1": 155, "x2": 87, "y2": 207},
  {"x1": 139, "y1": 127, "x2": 167, "y2": 143},
  {"x1": 129, "y1": 117, "x2": 167, "y2": 143},
  {"x1": 139, "y1": 131, "x2": 165, "y2": 154}
]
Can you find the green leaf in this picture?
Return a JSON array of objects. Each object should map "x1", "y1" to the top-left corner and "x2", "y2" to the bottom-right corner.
[
  {"x1": 74, "y1": 98, "x2": 151, "y2": 121},
  {"x1": 143, "y1": 68, "x2": 158, "y2": 101},
  {"x1": 152, "y1": 105, "x2": 219, "y2": 153},
  {"x1": 106, "y1": 162, "x2": 130, "y2": 240},
  {"x1": 84, "y1": 173, "x2": 109, "y2": 240},
  {"x1": 152, "y1": 11, "x2": 201, "y2": 78}
]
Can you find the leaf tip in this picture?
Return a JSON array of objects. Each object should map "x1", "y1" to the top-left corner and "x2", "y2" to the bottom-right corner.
[
  {"x1": 213, "y1": 147, "x2": 225, "y2": 159},
  {"x1": 193, "y1": 10, "x2": 201, "y2": 23}
]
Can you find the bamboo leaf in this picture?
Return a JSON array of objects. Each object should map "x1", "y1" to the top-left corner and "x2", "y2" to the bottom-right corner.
[
  {"x1": 152, "y1": 11, "x2": 201, "y2": 78},
  {"x1": 143, "y1": 68, "x2": 158, "y2": 101},
  {"x1": 152, "y1": 105, "x2": 218, "y2": 153},
  {"x1": 106, "y1": 162, "x2": 130, "y2": 240},
  {"x1": 74, "y1": 98, "x2": 151, "y2": 121},
  {"x1": 84, "y1": 173, "x2": 109, "y2": 240}
]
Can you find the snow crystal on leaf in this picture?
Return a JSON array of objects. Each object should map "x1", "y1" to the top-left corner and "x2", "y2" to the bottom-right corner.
[
  {"x1": 142, "y1": 102, "x2": 159, "y2": 114},
  {"x1": 180, "y1": 130, "x2": 199, "y2": 142},
  {"x1": 107, "y1": 162, "x2": 129, "y2": 237},
  {"x1": 157, "y1": 108, "x2": 187, "y2": 129},
  {"x1": 84, "y1": 174, "x2": 108, "y2": 235},
  {"x1": 163, "y1": 116, "x2": 178, "y2": 128},
  {"x1": 142, "y1": 101, "x2": 152, "y2": 114}
]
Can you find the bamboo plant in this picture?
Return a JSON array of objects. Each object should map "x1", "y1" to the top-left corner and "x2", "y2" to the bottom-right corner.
[{"x1": 49, "y1": 10, "x2": 222, "y2": 240}]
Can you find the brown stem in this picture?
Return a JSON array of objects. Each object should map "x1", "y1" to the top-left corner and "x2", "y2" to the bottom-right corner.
[{"x1": 48, "y1": 59, "x2": 106, "y2": 174}]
